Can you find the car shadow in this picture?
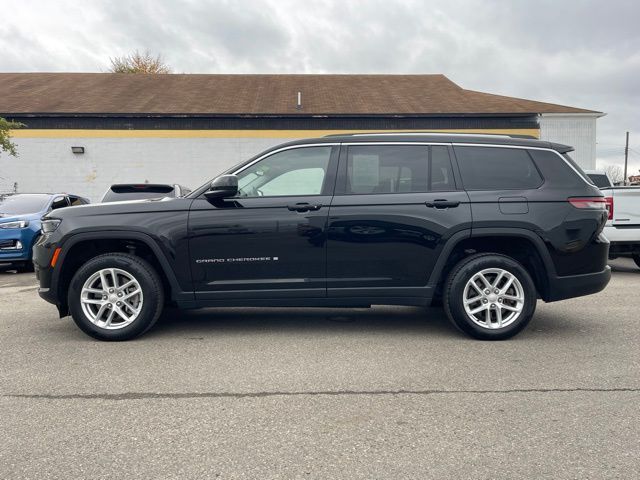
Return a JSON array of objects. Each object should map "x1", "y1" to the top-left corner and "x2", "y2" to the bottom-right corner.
[
  {"x1": 609, "y1": 258, "x2": 640, "y2": 274},
  {"x1": 0, "y1": 263, "x2": 18, "y2": 274},
  {"x1": 146, "y1": 305, "x2": 461, "y2": 339}
]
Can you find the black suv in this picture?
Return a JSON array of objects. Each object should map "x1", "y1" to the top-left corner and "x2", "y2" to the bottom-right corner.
[{"x1": 34, "y1": 134, "x2": 611, "y2": 341}]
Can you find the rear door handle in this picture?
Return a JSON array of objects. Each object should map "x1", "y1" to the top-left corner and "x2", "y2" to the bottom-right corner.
[
  {"x1": 425, "y1": 199, "x2": 460, "y2": 209},
  {"x1": 287, "y1": 202, "x2": 322, "y2": 212}
]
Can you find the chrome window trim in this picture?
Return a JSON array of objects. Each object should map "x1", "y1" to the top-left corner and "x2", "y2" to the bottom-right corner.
[
  {"x1": 232, "y1": 143, "x2": 339, "y2": 175},
  {"x1": 343, "y1": 142, "x2": 590, "y2": 187},
  {"x1": 231, "y1": 141, "x2": 590, "y2": 189}
]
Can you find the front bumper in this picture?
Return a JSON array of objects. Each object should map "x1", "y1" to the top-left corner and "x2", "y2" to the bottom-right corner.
[
  {"x1": 546, "y1": 266, "x2": 611, "y2": 302},
  {"x1": 33, "y1": 234, "x2": 59, "y2": 306},
  {"x1": 0, "y1": 228, "x2": 34, "y2": 262}
]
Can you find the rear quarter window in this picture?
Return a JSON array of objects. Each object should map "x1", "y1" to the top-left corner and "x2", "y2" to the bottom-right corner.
[
  {"x1": 527, "y1": 149, "x2": 589, "y2": 188},
  {"x1": 454, "y1": 146, "x2": 543, "y2": 190},
  {"x1": 586, "y1": 174, "x2": 610, "y2": 188},
  {"x1": 562, "y1": 153, "x2": 595, "y2": 185}
]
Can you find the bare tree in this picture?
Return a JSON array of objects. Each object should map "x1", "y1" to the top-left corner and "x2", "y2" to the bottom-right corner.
[
  {"x1": 109, "y1": 50, "x2": 171, "y2": 74},
  {"x1": 603, "y1": 164, "x2": 624, "y2": 185}
]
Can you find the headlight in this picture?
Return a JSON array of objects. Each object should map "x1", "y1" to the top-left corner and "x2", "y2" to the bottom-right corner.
[
  {"x1": 0, "y1": 220, "x2": 29, "y2": 229},
  {"x1": 41, "y1": 219, "x2": 62, "y2": 233}
]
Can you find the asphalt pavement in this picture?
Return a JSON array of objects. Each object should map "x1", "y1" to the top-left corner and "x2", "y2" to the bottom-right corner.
[{"x1": 0, "y1": 259, "x2": 638, "y2": 479}]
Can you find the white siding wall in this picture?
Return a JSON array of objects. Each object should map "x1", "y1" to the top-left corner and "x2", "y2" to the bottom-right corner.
[
  {"x1": 1, "y1": 116, "x2": 602, "y2": 201},
  {"x1": 539, "y1": 114, "x2": 600, "y2": 169},
  {"x1": 1, "y1": 137, "x2": 291, "y2": 202}
]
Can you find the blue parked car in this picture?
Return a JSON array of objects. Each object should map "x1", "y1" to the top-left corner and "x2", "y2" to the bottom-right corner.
[{"x1": 0, "y1": 193, "x2": 89, "y2": 272}]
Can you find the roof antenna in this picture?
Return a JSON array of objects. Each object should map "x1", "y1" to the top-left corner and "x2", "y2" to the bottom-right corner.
[{"x1": 296, "y1": 91, "x2": 302, "y2": 110}]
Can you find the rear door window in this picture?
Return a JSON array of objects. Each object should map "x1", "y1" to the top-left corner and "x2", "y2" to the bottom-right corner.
[
  {"x1": 430, "y1": 146, "x2": 456, "y2": 191},
  {"x1": 454, "y1": 146, "x2": 543, "y2": 190},
  {"x1": 343, "y1": 145, "x2": 456, "y2": 194},
  {"x1": 345, "y1": 145, "x2": 428, "y2": 194}
]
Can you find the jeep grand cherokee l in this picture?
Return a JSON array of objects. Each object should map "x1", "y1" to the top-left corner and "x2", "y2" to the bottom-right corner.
[{"x1": 33, "y1": 134, "x2": 611, "y2": 341}]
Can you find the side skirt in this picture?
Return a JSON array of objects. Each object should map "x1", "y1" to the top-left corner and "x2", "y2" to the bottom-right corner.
[{"x1": 176, "y1": 296, "x2": 432, "y2": 310}]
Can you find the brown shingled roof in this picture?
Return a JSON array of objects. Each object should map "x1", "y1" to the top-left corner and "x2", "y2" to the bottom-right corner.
[{"x1": 0, "y1": 73, "x2": 599, "y2": 116}]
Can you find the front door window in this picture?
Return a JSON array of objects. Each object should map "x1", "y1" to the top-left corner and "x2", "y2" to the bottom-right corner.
[{"x1": 236, "y1": 147, "x2": 332, "y2": 197}]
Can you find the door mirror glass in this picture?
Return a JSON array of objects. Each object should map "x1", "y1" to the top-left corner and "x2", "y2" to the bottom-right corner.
[{"x1": 205, "y1": 175, "x2": 239, "y2": 200}]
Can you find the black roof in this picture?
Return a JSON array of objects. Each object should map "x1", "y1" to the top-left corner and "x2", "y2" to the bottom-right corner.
[{"x1": 281, "y1": 133, "x2": 574, "y2": 153}]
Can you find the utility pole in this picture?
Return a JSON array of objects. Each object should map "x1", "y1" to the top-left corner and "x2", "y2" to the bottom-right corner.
[{"x1": 623, "y1": 131, "x2": 629, "y2": 185}]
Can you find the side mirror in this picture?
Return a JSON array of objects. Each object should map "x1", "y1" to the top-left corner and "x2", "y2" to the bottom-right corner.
[{"x1": 204, "y1": 174, "x2": 239, "y2": 200}]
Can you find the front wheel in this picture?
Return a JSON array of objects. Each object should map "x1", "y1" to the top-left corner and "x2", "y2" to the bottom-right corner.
[
  {"x1": 68, "y1": 253, "x2": 164, "y2": 341},
  {"x1": 633, "y1": 254, "x2": 640, "y2": 269},
  {"x1": 443, "y1": 253, "x2": 537, "y2": 340}
]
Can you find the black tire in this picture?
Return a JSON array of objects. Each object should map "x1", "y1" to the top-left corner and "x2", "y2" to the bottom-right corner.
[
  {"x1": 67, "y1": 253, "x2": 164, "y2": 341},
  {"x1": 443, "y1": 253, "x2": 537, "y2": 340},
  {"x1": 633, "y1": 254, "x2": 640, "y2": 269}
]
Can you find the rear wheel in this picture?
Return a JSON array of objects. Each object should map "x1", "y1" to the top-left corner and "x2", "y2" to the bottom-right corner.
[
  {"x1": 67, "y1": 253, "x2": 164, "y2": 341},
  {"x1": 633, "y1": 254, "x2": 640, "y2": 269},
  {"x1": 443, "y1": 253, "x2": 537, "y2": 340}
]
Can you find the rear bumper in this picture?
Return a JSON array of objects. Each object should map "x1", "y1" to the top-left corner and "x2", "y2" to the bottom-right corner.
[
  {"x1": 546, "y1": 266, "x2": 611, "y2": 302},
  {"x1": 603, "y1": 225, "x2": 640, "y2": 243}
]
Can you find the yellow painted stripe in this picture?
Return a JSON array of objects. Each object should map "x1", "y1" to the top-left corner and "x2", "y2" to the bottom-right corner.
[{"x1": 10, "y1": 128, "x2": 540, "y2": 139}]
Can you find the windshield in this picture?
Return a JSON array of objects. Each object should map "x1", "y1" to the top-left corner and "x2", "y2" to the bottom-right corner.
[{"x1": 0, "y1": 194, "x2": 50, "y2": 215}]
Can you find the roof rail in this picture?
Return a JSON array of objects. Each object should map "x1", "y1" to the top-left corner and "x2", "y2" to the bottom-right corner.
[{"x1": 323, "y1": 132, "x2": 537, "y2": 139}]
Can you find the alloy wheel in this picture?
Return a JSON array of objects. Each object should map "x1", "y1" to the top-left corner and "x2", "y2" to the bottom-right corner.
[
  {"x1": 463, "y1": 267, "x2": 524, "y2": 329},
  {"x1": 80, "y1": 268, "x2": 144, "y2": 329}
]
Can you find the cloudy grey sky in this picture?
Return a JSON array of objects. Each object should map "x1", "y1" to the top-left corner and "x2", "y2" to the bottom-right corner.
[{"x1": 1, "y1": 0, "x2": 639, "y2": 171}]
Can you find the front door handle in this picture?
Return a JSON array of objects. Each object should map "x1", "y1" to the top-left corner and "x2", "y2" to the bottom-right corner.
[
  {"x1": 287, "y1": 202, "x2": 323, "y2": 212},
  {"x1": 425, "y1": 199, "x2": 460, "y2": 209}
]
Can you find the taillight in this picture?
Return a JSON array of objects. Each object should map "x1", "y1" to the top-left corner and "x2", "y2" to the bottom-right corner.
[
  {"x1": 568, "y1": 197, "x2": 607, "y2": 210},
  {"x1": 604, "y1": 196, "x2": 614, "y2": 220}
]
